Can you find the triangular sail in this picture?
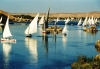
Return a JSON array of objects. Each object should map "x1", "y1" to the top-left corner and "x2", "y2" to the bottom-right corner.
[
  {"x1": 82, "y1": 16, "x2": 88, "y2": 26},
  {"x1": 39, "y1": 15, "x2": 44, "y2": 25},
  {"x1": 65, "y1": 18, "x2": 70, "y2": 24},
  {"x1": 62, "y1": 25, "x2": 67, "y2": 34},
  {"x1": 88, "y1": 17, "x2": 91, "y2": 25},
  {"x1": 25, "y1": 13, "x2": 39, "y2": 34},
  {"x1": 91, "y1": 16, "x2": 94, "y2": 25},
  {"x1": 3, "y1": 16, "x2": 12, "y2": 38},
  {"x1": 0, "y1": 17, "x2": 2, "y2": 22},
  {"x1": 77, "y1": 18, "x2": 82, "y2": 26},
  {"x1": 18, "y1": 17, "x2": 22, "y2": 22}
]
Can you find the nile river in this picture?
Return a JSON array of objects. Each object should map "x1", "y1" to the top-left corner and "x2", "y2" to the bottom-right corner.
[{"x1": 0, "y1": 23, "x2": 100, "y2": 69}]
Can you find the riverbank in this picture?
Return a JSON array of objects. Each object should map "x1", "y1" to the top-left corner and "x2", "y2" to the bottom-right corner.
[
  {"x1": 11, "y1": 11, "x2": 100, "y2": 18},
  {"x1": 71, "y1": 54, "x2": 100, "y2": 69},
  {"x1": 0, "y1": 9, "x2": 100, "y2": 23}
]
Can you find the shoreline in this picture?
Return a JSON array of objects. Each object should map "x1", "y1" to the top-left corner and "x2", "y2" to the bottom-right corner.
[{"x1": 11, "y1": 12, "x2": 100, "y2": 18}]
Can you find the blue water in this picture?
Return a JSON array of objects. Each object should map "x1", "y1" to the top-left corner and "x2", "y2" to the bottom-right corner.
[{"x1": 0, "y1": 23, "x2": 100, "y2": 69}]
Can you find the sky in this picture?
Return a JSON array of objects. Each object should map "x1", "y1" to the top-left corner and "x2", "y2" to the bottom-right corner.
[{"x1": 0, "y1": 0, "x2": 100, "y2": 13}]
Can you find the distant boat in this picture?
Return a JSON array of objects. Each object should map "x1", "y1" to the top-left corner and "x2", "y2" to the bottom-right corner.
[
  {"x1": 82, "y1": 16, "x2": 88, "y2": 27},
  {"x1": 77, "y1": 18, "x2": 82, "y2": 26},
  {"x1": 38, "y1": 15, "x2": 46, "y2": 33},
  {"x1": 1, "y1": 16, "x2": 16, "y2": 43},
  {"x1": 38, "y1": 15, "x2": 44, "y2": 25},
  {"x1": 0, "y1": 16, "x2": 4, "y2": 26},
  {"x1": 65, "y1": 18, "x2": 70, "y2": 25},
  {"x1": 18, "y1": 16, "x2": 22, "y2": 22},
  {"x1": 62, "y1": 25, "x2": 67, "y2": 36},
  {"x1": 0, "y1": 16, "x2": 2, "y2": 22},
  {"x1": 25, "y1": 13, "x2": 39, "y2": 37}
]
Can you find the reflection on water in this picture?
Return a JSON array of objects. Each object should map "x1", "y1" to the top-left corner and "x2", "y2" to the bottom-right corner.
[
  {"x1": 25, "y1": 37, "x2": 38, "y2": 65},
  {"x1": 62, "y1": 35, "x2": 67, "y2": 47},
  {"x1": 62, "y1": 36, "x2": 66, "y2": 43},
  {"x1": 1, "y1": 24, "x2": 100, "y2": 69},
  {"x1": 2, "y1": 43, "x2": 12, "y2": 69},
  {"x1": 42, "y1": 34, "x2": 48, "y2": 53},
  {"x1": 53, "y1": 33, "x2": 56, "y2": 43}
]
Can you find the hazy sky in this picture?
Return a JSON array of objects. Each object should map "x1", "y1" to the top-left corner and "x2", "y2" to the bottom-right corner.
[{"x1": 0, "y1": 0, "x2": 100, "y2": 13}]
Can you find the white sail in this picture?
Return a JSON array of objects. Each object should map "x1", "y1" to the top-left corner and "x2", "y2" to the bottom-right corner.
[
  {"x1": 82, "y1": 16, "x2": 88, "y2": 26},
  {"x1": 91, "y1": 16, "x2": 94, "y2": 25},
  {"x1": 94, "y1": 18, "x2": 97, "y2": 24},
  {"x1": 65, "y1": 18, "x2": 70, "y2": 24},
  {"x1": 0, "y1": 17, "x2": 2, "y2": 22},
  {"x1": 88, "y1": 17, "x2": 91, "y2": 25},
  {"x1": 18, "y1": 17, "x2": 22, "y2": 22},
  {"x1": 77, "y1": 18, "x2": 82, "y2": 26},
  {"x1": 39, "y1": 15, "x2": 44, "y2": 25},
  {"x1": 25, "y1": 13, "x2": 39, "y2": 34},
  {"x1": 3, "y1": 16, "x2": 12, "y2": 38},
  {"x1": 62, "y1": 25, "x2": 67, "y2": 34}
]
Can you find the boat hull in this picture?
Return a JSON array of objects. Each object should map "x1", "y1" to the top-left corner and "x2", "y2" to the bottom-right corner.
[
  {"x1": 1, "y1": 38, "x2": 16, "y2": 43},
  {"x1": 26, "y1": 34, "x2": 32, "y2": 37}
]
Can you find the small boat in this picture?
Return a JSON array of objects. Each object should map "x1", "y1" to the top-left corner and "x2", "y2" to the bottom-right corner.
[
  {"x1": 42, "y1": 20, "x2": 46, "y2": 34},
  {"x1": 65, "y1": 18, "x2": 70, "y2": 25},
  {"x1": 0, "y1": 17, "x2": 4, "y2": 26},
  {"x1": 1, "y1": 16, "x2": 16, "y2": 43},
  {"x1": 18, "y1": 16, "x2": 22, "y2": 22},
  {"x1": 25, "y1": 13, "x2": 39, "y2": 37},
  {"x1": 82, "y1": 16, "x2": 88, "y2": 27},
  {"x1": 0, "y1": 16, "x2": 2, "y2": 22},
  {"x1": 77, "y1": 18, "x2": 82, "y2": 26},
  {"x1": 38, "y1": 15, "x2": 44, "y2": 26},
  {"x1": 62, "y1": 25, "x2": 67, "y2": 36}
]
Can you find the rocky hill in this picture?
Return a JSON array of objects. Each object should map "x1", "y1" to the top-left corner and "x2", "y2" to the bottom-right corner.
[{"x1": 0, "y1": 10, "x2": 19, "y2": 21}]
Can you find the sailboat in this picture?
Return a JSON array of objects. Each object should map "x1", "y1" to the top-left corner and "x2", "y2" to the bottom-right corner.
[
  {"x1": 62, "y1": 25, "x2": 67, "y2": 36},
  {"x1": 25, "y1": 13, "x2": 39, "y2": 37},
  {"x1": 0, "y1": 16, "x2": 2, "y2": 22},
  {"x1": 42, "y1": 22, "x2": 46, "y2": 33},
  {"x1": 0, "y1": 16, "x2": 4, "y2": 26},
  {"x1": 38, "y1": 15, "x2": 44, "y2": 25},
  {"x1": 77, "y1": 18, "x2": 82, "y2": 26},
  {"x1": 18, "y1": 16, "x2": 22, "y2": 22},
  {"x1": 65, "y1": 18, "x2": 70, "y2": 25},
  {"x1": 38, "y1": 15, "x2": 46, "y2": 33},
  {"x1": 1, "y1": 16, "x2": 16, "y2": 43},
  {"x1": 82, "y1": 16, "x2": 88, "y2": 27}
]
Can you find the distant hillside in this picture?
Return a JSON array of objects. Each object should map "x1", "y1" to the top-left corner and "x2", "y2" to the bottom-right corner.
[
  {"x1": 11, "y1": 11, "x2": 100, "y2": 18},
  {"x1": 0, "y1": 9, "x2": 100, "y2": 24},
  {"x1": 0, "y1": 10, "x2": 29, "y2": 23},
  {"x1": 0, "y1": 10, "x2": 16, "y2": 21}
]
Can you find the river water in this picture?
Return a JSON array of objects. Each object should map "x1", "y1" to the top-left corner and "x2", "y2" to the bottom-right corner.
[{"x1": 0, "y1": 23, "x2": 100, "y2": 69}]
